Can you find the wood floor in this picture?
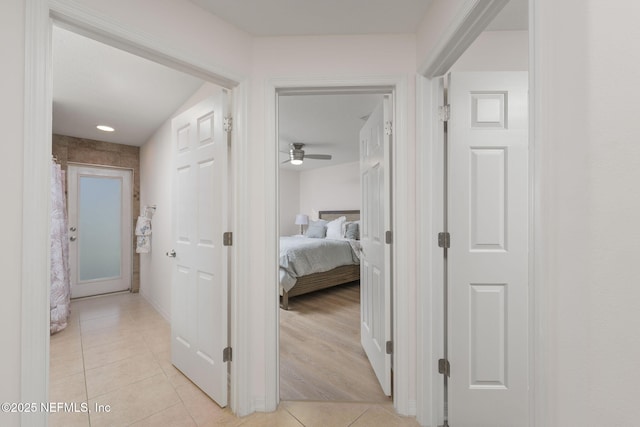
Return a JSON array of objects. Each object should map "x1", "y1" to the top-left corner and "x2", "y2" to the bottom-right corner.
[{"x1": 279, "y1": 281, "x2": 391, "y2": 402}]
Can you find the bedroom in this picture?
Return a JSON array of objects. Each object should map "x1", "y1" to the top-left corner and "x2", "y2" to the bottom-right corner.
[{"x1": 277, "y1": 92, "x2": 388, "y2": 401}]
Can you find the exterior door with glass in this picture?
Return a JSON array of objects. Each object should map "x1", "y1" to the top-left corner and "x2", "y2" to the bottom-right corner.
[{"x1": 68, "y1": 165, "x2": 132, "y2": 298}]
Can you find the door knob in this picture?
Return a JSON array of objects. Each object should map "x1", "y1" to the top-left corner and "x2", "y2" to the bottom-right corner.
[
  {"x1": 166, "y1": 250, "x2": 177, "y2": 258},
  {"x1": 70, "y1": 226, "x2": 76, "y2": 232},
  {"x1": 69, "y1": 236, "x2": 77, "y2": 242}
]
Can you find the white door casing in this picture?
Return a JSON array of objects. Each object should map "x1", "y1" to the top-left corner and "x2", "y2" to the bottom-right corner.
[
  {"x1": 170, "y1": 92, "x2": 229, "y2": 407},
  {"x1": 67, "y1": 165, "x2": 132, "y2": 298},
  {"x1": 448, "y1": 72, "x2": 529, "y2": 426},
  {"x1": 360, "y1": 98, "x2": 392, "y2": 396}
]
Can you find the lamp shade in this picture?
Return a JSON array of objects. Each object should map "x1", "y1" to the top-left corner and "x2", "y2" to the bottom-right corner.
[{"x1": 295, "y1": 214, "x2": 309, "y2": 225}]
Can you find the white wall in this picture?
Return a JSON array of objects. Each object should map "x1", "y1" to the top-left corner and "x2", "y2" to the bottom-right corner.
[
  {"x1": 299, "y1": 161, "x2": 360, "y2": 220},
  {"x1": 139, "y1": 83, "x2": 221, "y2": 320},
  {"x1": 278, "y1": 169, "x2": 301, "y2": 236},
  {"x1": 138, "y1": 120, "x2": 173, "y2": 319},
  {"x1": 533, "y1": 1, "x2": 640, "y2": 425},
  {"x1": 0, "y1": 0, "x2": 25, "y2": 423},
  {"x1": 450, "y1": 30, "x2": 528, "y2": 71},
  {"x1": 280, "y1": 162, "x2": 360, "y2": 236}
]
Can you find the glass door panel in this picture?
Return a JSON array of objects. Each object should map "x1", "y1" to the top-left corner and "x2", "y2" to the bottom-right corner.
[{"x1": 78, "y1": 176, "x2": 122, "y2": 281}]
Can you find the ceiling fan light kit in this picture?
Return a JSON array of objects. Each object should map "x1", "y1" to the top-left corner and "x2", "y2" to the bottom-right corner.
[
  {"x1": 290, "y1": 147, "x2": 304, "y2": 165},
  {"x1": 282, "y1": 143, "x2": 332, "y2": 165}
]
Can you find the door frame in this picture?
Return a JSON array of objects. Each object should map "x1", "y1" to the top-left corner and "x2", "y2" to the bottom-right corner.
[
  {"x1": 67, "y1": 163, "x2": 133, "y2": 298},
  {"x1": 265, "y1": 77, "x2": 413, "y2": 413},
  {"x1": 416, "y1": 1, "x2": 541, "y2": 426},
  {"x1": 22, "y1": 0, "x2": 248, "y2": 424}
]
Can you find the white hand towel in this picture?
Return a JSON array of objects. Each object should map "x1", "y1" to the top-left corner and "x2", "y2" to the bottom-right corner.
[
  {"x1": 135, "y1": 216, "x2": 152, "y2": 236},
  {"x1": 136, "y1": 235, "x2": 151, "y2": 253}
]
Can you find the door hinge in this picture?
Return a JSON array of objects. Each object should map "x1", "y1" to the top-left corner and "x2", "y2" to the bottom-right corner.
[
  {"x1": 438, "y1": 232, "x2": 450, "y2": 249},
  {"x1": 439, "y1": 104, "x2": 450, "y2": 122},
  {"x1": 223, "y1": 346, "x2": 232, "y2": 362},
  {"x1": 438, "y1": 358, "x2": 450, "y2": 377},
  {"x1": 385, "y1": 230, "x2": 393, "y2": 244},
  {"x1": 386, "y1": 341, "x2": 393, "y2": 355},
  {"x1": 384, "y1": 121, "x2": 393, "y2": 136},
  {"x1": 223, "y1": 117, "x2": 233, "y2": 133},
  {"x1": 223, "y1": 232, "x2": 233, "y2": 246}
]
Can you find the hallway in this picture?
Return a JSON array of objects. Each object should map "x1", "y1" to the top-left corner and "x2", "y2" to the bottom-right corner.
[{"x1": 49, "y1": 292, "x2": 418, "y2": 426}]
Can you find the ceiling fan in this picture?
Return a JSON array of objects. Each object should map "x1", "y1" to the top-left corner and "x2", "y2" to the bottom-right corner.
[{"x1": 281, "y1": 143, "x2": 332, "y2": 165}]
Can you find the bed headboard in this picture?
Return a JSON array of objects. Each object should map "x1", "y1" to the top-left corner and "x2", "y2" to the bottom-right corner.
[{"x1": 318, "y1": 210, "x2": 360, "y2": 222}]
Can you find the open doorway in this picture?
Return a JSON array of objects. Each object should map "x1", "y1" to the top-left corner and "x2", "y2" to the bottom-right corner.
[
  {"x1": 276, "y1": 91, "x2": 392, "y2": 402},
  {"x1": 48, "y1": 21, "x2": 234, "y2": 424},
  {"x1": 50, "y1": 23, "x2": 205, "y2": 297}
]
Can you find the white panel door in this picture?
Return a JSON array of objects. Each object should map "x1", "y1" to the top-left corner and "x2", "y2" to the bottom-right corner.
[
  {"x1": 448, "y1": 72, "x2": 529, "y2": 426},
  {"x1": 170, "y1": 92, "x2": 229, "y2": 407},
  {"x1": 68, "y1": 165, "x2": 132, "y2": 298},
  {"x1": 360, "y1": 98, "x2": 392, "y2": 396}
]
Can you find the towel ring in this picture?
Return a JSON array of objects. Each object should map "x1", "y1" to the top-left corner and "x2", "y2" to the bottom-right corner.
[{"x1": 143, "y1": 205, "x2": 157, "y2": 218}]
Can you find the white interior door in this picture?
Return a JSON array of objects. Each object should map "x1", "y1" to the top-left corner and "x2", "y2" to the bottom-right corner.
[
  {"x1": 360, "y1": 97, "x2": 392, "y2": 396},
  {"x1": 448, "y1": 71, "x2": 529, "y2": 426},
  {"x1": 170, "y1": 92, "x2": 229, "y2": 407},
  {"x1": 68, "y1": 165, "x2": 132, "y2": 298}
]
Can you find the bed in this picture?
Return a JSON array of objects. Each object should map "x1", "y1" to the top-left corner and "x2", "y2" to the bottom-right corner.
[{"x1": 279, "y1": 210, "x2": 361, "y2": 309}]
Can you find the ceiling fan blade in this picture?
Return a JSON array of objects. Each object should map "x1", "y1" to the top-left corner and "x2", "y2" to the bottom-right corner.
[
  {"x1": 281, "y1": 159, "x2": 291, "y2": 164},
  {"x1": 305, "y1": 154, "x2": 332, "y2": 160}
]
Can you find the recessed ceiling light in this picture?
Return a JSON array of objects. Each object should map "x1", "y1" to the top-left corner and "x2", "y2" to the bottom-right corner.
[{"x1": 96, "y1": 125, "x2": 115, "y2": 132}]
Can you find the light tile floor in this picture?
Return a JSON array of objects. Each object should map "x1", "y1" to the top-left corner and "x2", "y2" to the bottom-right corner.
[{"x1": 50, "y1": 292, "x2": 420, "y2": 426}]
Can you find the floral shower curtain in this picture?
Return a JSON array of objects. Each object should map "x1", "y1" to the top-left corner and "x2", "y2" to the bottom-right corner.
[{"x1": 50, "y1": 160, "x2": 71, "y2": 334}]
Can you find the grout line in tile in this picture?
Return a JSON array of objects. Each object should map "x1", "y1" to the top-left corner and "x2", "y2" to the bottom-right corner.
[
  {"x1": 79, "y1": 311, "x2": 137, "y2": 336},
  {"x1": 83, "y1": 354, "x2": 162, "y2": 402},
  {"x1": 346, "y1": 405, "x2": 371, "y2": 427},
  {"x1": 77, "y1": 316, "x2": 95, "y2": 426},
  {"x1": 122, "y1": 401, "x2": 185, "y2": 427},
  {"x1": 172, "y1": 378, "x2": 200, "y2": 426},
  {"x1": 283, "y1": 406, "x2": 306, "y2": 427}
]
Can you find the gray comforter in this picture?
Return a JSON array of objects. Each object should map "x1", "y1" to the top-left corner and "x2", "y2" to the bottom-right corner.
[{"x1": 279, "y1": 236, "x2": 360, "y2": 293}]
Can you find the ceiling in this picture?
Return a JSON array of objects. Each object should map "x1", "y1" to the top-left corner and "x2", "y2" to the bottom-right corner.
[
  {"x1": 52, "y1": 1, "x2": 527, "y2": 157},
  {"x1": 486, "y1": 0, "x2": 528, "y2": 31},
  {"x1": 190, "y1": 0, "x2": 433, "y2": 36},
  {"x1": 191, "y1": 0, "x2": 527, "y2": 36},
  {"x1": 52, "y1": 26, "x2": 204, "y2": 146},
  {"x1": 278, "y1": 94, "x2": 384, "y2": 171}
]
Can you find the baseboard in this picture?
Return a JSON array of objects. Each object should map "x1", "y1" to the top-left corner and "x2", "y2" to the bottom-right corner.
[
  {"x1": 407, "y1": 399, "x2": 417, "y2": 416},
  {"x1": 139, "y1": 291, "x2": 170, "y2": 322},
  {"x1": 251, "y1": 398, "x2": 266, "y2": 413}
]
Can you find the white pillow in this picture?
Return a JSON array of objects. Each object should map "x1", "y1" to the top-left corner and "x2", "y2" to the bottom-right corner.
[{"x1": 326, "y1": 216, "x2": 346, "y2": 239}]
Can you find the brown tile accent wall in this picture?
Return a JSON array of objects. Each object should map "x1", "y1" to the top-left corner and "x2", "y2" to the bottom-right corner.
[{"x1": 52, "y1": 134, "x2": 141, "y2": 293}]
